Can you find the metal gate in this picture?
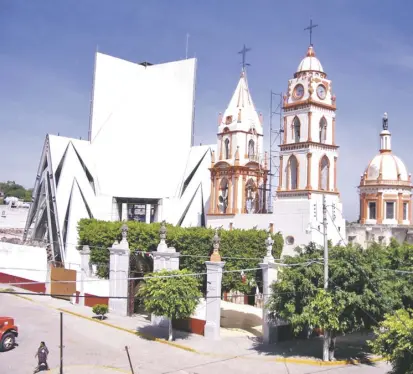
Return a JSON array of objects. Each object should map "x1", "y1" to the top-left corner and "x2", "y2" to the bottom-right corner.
[{"x1": 127, "y1": 251, "x2": 153, "y2": 316}]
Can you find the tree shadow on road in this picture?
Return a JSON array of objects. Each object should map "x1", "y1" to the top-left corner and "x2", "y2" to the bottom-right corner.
[
  {"x1": 135, "y1": 324, "x2": 192, "y2": 343},
  {"x1": 248, "y1": 332, "x2": 378, "y2": 366}
]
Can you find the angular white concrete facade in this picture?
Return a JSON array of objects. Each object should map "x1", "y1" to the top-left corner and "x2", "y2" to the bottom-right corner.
[{"x1": 24, "y1": 52, "x2": 215, "y2": 268}]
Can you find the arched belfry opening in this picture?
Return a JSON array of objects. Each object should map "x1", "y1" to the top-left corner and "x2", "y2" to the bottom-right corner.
[
  {"x1": 288, "y1": 155, "x2": 299, "y2": 190},
  {"x1": 319, "y1": 117, "x2": 327, "y2": 143},
  {"x1": 319, "y1": 155, "x2": 330, "y2": 191}
]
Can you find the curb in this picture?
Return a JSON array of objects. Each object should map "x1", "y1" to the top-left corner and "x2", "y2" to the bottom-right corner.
[
  {"x1": 5, "y1": 290, "x2": 384, "y2": 366},
  {"x1": 48, "y1": 364, "x2": 130, "y2": 373},
  {"x1": 57, "y1": 307, "x2": 197, "y2": 353}
]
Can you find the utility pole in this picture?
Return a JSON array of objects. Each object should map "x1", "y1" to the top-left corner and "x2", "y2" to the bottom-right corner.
[
  {"x1": 323, "y1": 194, "x2": 328, "y2": 290},
  {"x1": 60, "y1": 312, "x2": 63, "y2": 374},
  {"x1": 322, "y1": 194, "x2": 329, "y2": 361},
  {"x1": 125, "y1": 346, "x2": 135, "y2": 374}
]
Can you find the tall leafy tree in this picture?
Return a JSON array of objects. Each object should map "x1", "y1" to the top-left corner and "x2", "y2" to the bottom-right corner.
[
  {"x1": 267, "y1": 243, "x2": 403, "y2": 361},
  {"x1": 138, "y1": 269, "x2": 202, "y2": 341},
  {"x1": 369, "y1": 309, "x2": 413, "y2": 374}
]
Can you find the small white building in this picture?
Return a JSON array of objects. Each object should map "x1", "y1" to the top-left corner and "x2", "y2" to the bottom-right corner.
[
  {"x1": 24, "y1": 52, "x2": 214, "y2": 268},
  {"x1": 347, "y1": 113, "x2": 413, "y2": 248}
]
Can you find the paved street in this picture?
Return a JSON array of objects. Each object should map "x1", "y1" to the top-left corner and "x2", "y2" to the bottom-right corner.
[{"x1": 0, "y1": 293, "x2": 391, "y2": 374}]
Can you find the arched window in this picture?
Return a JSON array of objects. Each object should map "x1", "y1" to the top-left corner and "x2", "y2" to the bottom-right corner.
[
  {"x1": 224, "y1": 138, "x2": 230, "y2": 159},
  {"x1": 245, "y1": 178, "x2": 257, "y2": 213},
  {"x1": 293, "y1": 117, "x2": 301, "y2": 143},
  {"x1": 218, "y1": 178, "x2": 229, "y2": 213},
  {"x1": 319, "y1": 117, "x2": 327, "y2": 143},
  {"x1": 289, "y1": 156, "x2": 298, "y2": 189},
  {"x1": 320, "y1": 156, "x2": 330, "y2": 191},
  {"x1": 248, "y1": 139, "x2": 255, "y2": 158}
]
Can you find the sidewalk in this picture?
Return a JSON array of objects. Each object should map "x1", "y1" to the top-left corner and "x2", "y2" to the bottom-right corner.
[{"x1": 1, "y1": 285, "x2": 382, "y2": 366}]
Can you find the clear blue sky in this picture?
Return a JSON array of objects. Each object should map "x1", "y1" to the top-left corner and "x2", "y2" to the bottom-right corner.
[{"x1": 1, "y1": 0, "x2": 413, "y2": 220}]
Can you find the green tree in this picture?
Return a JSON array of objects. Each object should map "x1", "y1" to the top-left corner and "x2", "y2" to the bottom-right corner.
[
  {"x1": 138, "y1": 269, "x2": 202, "y2": 341},
  {"x1": 267, "y1": 243, "x2": 402, "y2": 361},
  {"x1": 369, "y1": 309, "x2": 413, "y2": 373},
  {"x1": 292, "y1": 290, "x2": 347, "y2": 361},
  {"x1": 0, "y1": 181, "x2": 32, "y2": 202}
]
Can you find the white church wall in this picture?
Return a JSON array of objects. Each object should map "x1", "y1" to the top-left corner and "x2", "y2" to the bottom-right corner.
[
  {"x1": 64, "y1": 182, "x2": 91, "y2": 269},
  {"x1": 207, "y1": 213, "x2": 274, "y2": 231},
  {"x1": 272, "y1": 198, "x2": 312, "y2": 257},
  {"x1": 89, "y1": 52, "x2": 197, "y2": 200}
]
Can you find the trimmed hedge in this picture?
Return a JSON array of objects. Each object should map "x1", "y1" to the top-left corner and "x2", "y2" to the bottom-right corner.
[{"x1": 77, "y1": 219, "x2": 283, "y2": 293}]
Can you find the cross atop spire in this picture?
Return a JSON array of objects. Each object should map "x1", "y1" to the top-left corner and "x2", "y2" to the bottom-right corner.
[
  {"x1": 238, "y1": 44, "x2": 251, "y2": 71},
  {"x1": 304, "y1": 19, "x2": 318, "y2": 46}
]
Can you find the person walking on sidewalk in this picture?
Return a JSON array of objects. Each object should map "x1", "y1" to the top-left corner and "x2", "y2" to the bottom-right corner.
[{"x1": 34, "y1": 341, "x2": 49, "y2": 372}]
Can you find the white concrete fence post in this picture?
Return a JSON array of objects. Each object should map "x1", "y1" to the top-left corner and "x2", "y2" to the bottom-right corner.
[
  {"x1": 204, "y1": 229, "x2": 225, "y2": 340},
  {"x1": 109, "y1": 224, "x2": 130, "y2": 316},
  {"x1": 259, "y1": 231, "x2": 279, "y2": 344},
  {"x1": 152, "y1": 221, "x2": 181, "y2": 327},
  {"x1": 78, "y1": 245, "x2": 91, "y2": 306}
]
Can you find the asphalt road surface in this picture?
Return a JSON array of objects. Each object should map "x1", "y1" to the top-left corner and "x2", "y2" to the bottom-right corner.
[{"x1": 0, "y1": 293, "x2": 391, "y2": 374}]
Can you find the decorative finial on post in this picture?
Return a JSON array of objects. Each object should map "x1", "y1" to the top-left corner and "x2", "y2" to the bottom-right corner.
[
  {"x1": 210, "y1": 228, "x2": 222, "y2": 262},
  {"x1": 264, "y1": 231, "x2": 275, "y2": 264},
  {"x1": 157, "y1": 220, "x2": 168, "y2": 252},
  {"x1": 159, "y1": 220, "x2": 167, "y2": 240},
  {"x1": 121, "y1": 224, "x2": 128, "y2": 242},
  {"x1": 382, "y1": 112, "x2": 388, "y2": 130}
]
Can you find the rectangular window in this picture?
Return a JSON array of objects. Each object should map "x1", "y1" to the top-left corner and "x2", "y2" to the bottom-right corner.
[
  {"x1": 368, "y1": 202, "x2": 376, "y2": 220},
  {"x1": 386, "y1": 202, "x2": 395, "y2": 220},
  {"x1": 403, "y1": 202, "x2": 408, "y2": 220}
]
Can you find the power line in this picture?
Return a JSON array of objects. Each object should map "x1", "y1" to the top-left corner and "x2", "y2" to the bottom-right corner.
[{"x1": 0, "y1": 289, "x2": 318, "y2": 300}]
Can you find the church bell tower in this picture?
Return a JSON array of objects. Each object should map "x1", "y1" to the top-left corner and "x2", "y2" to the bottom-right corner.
[
  {"x1": 272, "y1": 37, "x2": 346, "y2": 254},
  {"x1": 208, "y1": 47, "x2": 269, "y2": 216}
]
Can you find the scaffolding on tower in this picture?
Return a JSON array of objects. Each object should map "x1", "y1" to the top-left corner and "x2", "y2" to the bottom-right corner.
[{"x1": 267, "y1": 91, "x2": 283, "y2": 213}]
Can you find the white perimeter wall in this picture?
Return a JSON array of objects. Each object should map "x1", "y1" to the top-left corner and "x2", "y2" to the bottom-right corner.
[
  {"x1": 0, "y1": 242, "x2": 47, "y2": 283},
  {"x1": 76, "y1": 271, "x2": 109, "y2": 297}
]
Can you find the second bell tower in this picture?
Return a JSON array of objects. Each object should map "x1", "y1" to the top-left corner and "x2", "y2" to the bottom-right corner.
[{"x1": 208, "y1": 67, "x2": 269, "y2": 216}]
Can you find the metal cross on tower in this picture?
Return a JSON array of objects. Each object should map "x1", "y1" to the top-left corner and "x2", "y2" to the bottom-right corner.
[
  {"x1": 304, "y1": 19, "x2": 318, "y2": 46},
  {"x1": 238, "y1": 44, "x2": 251, "y2": 71}
]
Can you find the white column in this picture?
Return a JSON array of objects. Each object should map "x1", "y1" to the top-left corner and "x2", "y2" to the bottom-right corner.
[
  {"x1": 204, "y1": 261, "x2": 225, "y2": 340},
  {"x1": 79, "y1": 245, "x2": 91, "y2": 306},
  {"x1": 145, "y1": 204, "x2": 151, "y2": 224},
  {"x1": 121, "y1": 203, "x2": 128, "y2": 221},
  {"x1": 259, "y1": 232, "x2": 279, "y2": 344},
  {"x1": 151, "y1": 221, "x2": 181, "y2": 327},
  {"x1": 109, "y1": 225, "x2": 130, "y2": 316}
]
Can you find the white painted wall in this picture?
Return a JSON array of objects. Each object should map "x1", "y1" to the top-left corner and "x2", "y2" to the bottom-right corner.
[
  {"x1": 0, "y1": 242, "x2": 47, "y2": 282},
  {"x1": 76, "y1": 271, "x2": 109, "y2": 297}
]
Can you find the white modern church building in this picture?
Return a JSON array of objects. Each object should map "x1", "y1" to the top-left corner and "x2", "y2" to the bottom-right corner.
[
  {"x1": 25, "y1": 43, "x2": 347, "y2": 267},
  {"x1": 24, "y1": 53, "x2": 215, "y2": 267}
]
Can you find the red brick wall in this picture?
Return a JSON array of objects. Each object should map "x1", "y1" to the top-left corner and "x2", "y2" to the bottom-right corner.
[
  {"x1": 173, "y1": 317, "x2": 205, "y2": 336},
  {"x1": 84, "y1": 293, "x2": 109, "y2": 307},
  {"x1": 0, "y1": 272, "x2": 46, "y2": 293}
]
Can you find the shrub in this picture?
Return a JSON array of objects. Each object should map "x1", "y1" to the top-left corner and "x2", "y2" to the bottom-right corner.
[
  {"x1": 78, "y1": 219, "x2": 283, "y2": 293},
  {"x1": 92, "y1": 304, "x2": 109, "y2": 319}
]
